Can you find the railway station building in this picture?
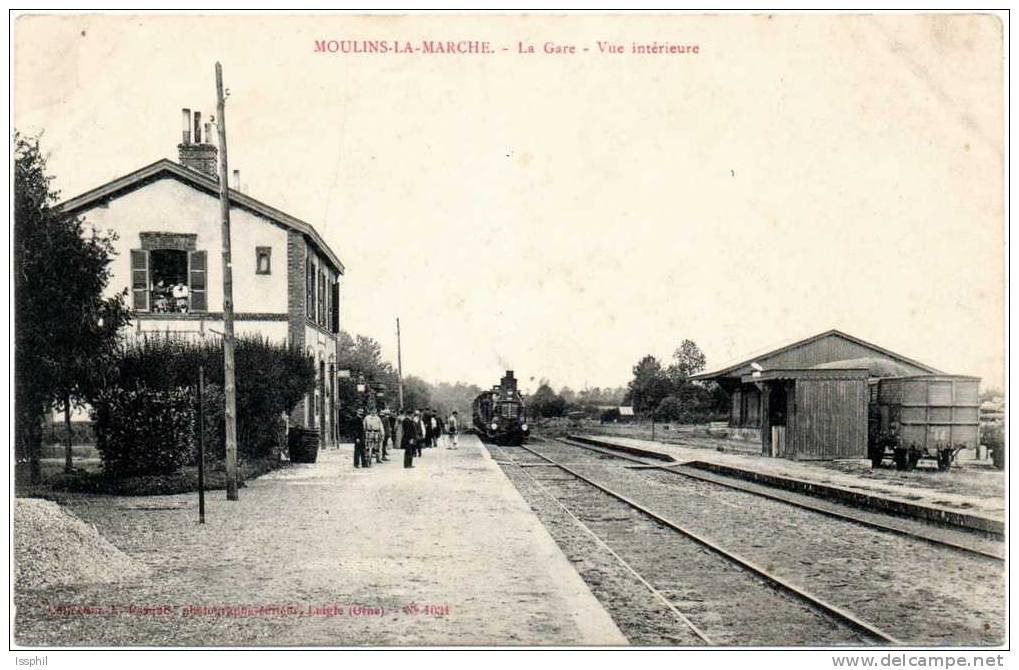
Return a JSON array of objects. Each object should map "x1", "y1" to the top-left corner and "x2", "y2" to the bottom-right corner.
[
  {"x1": 691, "y1": 330, "x2": 942, "y2": 460},
  {"x1": 58, "y1": 109, "x2": 345, "y2": 445}
]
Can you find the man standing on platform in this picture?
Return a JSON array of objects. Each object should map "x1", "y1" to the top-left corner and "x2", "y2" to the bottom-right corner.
[
  {"x1": 364, "y1": 407, "x2": 384, "y2": 465},
  {"x1": 414, "y1": 410, "x2": 426, "y2": 457},
  {"x1": 352, "y1": 408, "x2": 369, "y2": 469},
  {"x1": 420, "y1": 409, "x2": 432, "y2": 448},
  {"x1": 447, "y1": 410, "x2": 459, "y2": 449},
  {"x1": 401, "y1": 408, "x2": 417, "y2": 468},
  {"x1": 435, "y1": 413, "x2": 445, "y2": 448},
  {"x1": 428, "y1": 410, "x2": 439, "y2": 448}
]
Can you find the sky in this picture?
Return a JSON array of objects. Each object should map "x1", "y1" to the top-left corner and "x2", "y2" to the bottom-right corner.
[{"x1": 14, "y1": 13, "x2": 1005, "y2": 393}]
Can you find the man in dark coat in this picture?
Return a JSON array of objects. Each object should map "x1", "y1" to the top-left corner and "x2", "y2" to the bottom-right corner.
[
  {"x1": 413, "y1": 410, "x2": 425, "y2": 457},
  {"x1": 401, "y1": 408, "x2": 417, "y2": 468},
  {"x1": 435, "y1": 414, "x2": 445, "y2": 448},
  {"x1": 352, "y1": 408, "x2": 369, "y2": 468},
  {"x1": 421, "y1": 410, "x2": 432, "y2": 449}
]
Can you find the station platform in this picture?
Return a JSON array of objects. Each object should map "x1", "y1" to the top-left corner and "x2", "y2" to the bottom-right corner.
[
  {"x1": 15, "y1": 435, "x2": 626, "y2": 647},
  {"x1": 569, "y1": 433, "x2": 1004, "y2": 533}
]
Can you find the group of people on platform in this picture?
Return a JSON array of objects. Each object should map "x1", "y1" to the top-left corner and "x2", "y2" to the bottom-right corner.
[{"x1": 352, "y1": 407, "x2": 460, "y2": 469}]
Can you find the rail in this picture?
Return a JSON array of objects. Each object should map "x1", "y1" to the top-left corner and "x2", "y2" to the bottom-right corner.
[
  {"x1": 550, "y1": 436, "x2": 1004, "y2": 561},
  {"x1": 515, "y1": 442, "x2": 902, "y2": 645}
]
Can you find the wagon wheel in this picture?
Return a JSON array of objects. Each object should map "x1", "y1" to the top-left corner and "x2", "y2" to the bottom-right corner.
[
  {"x1": 906, "y1": 452, "x2": 920, "y2": 471},
  {"x1": 893, "y1": 448, "x2": 908, "y2": 471},
  {"x1": 937, "y1": 449, "x2": 953, "y2": 472}
]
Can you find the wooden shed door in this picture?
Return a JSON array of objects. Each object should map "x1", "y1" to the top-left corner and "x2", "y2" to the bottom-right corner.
[{"x1": 766, "y1": 382, "x2": 791, "y2": 457}]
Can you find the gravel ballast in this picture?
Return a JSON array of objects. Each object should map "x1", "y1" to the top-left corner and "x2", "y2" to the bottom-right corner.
[{"x1": 15, "y1": 498, "x2": 150, "y2": 591}]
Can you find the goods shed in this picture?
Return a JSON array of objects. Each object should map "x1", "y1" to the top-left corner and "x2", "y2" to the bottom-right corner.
[{"x1": 692, "y1": 330, "x2": 941, "y2": 460}]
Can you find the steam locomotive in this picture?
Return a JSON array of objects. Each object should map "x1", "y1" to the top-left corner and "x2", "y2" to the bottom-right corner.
[{"x1": 473, "y1": 370, "x2": 529, "y2": 445}]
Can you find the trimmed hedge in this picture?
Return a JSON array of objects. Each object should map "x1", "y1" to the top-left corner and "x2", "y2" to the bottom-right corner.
[
  {"x1": 110, "y1": 336, "x2": 314, "y2": 460},
  {"x1": 92, "y1": 385, "x2": 196, "y2": 477}
]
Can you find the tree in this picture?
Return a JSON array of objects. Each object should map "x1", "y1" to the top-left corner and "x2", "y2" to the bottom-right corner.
[
  {"x1": 654, "y1": 396, "x2": 685, "y2": 422},
  {"x1": 335, "y1": 330, "x2": 401, "y2": 428},
  {"x1": 628, "y1": 355, "x2": 673, "y2": 415},
  {"x1": 633, "y1": 339, "x2": 727, "y2": 424},
  {"x1": 558, "y1": 386, "x2": 577, "y2": 406},
  {"x1": 14, "y1": 133, "x2": 130, "y2": 482},
  {"x1": 667, "y1": 339, "x2": 707, "y2": 383},
  {"x1": 402, "y1": 376, "x2": 433, "y2": 411},
  {"x1": 530, "y1": 381, "x2": 566, "y2": 418},
  {"x1": 336, "y1": 331, "x2": 397, "y2": 385},
  {"x1": 430, "y1": 380, "x2": 483, "y2": 417},
  {"x1": 980, "y1": 388, "x2": 1003, "y2": 402},
  {"x1": 655, "y1": 384, "x2": 725, "y2": 423}
]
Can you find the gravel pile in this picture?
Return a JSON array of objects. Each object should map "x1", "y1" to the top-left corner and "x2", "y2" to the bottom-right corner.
[{"x1": 14, "y1": 498, "x2": 150, "y2": 591}]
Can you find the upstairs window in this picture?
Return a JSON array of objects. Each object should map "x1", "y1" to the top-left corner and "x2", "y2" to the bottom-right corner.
[
  {"x1": 256, "y1": 247, "x2": 271, "y2": 275},
  {"x1": 130, "y1": 247, "x2": 206, "y2": 313}
]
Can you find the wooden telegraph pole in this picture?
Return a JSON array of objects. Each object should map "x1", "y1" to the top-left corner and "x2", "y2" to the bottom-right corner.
[
  {"x1": 197, "y1": 366, "x2": 206, "y2": 523},
  {"x1": 396, "y1": 318, "x2": 404, "y2": 410},
  {"x1": 215, "y1": 62, "x2": 239, "y2": 501}
]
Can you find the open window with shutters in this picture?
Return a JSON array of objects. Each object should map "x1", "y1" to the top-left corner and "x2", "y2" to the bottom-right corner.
[
  {"x1": 148, "y1": 249, "x2": 188, "y2": 312},
  {"x1": 129, "y1": 245, "x2": 206, "y2": 313}
]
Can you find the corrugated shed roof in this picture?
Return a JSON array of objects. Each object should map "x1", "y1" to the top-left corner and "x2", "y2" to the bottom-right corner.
[
  {"x1": 691, "y1": 329, "x2": 940, "y2": 381},
  {"x1": 811, "y1": 357, "x2": 919, "y2": 378}
]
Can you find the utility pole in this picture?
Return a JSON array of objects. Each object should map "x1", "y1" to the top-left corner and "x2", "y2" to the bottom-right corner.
[
  {"x1": 396, "y1": 317, "x2": 404, "y2": 410},
  {"x1": 197, "y1": 366, "x2": 206, "y2": 523},
  {"x1": 215, "y1": 61, "x2": 238, "y2": 501}
]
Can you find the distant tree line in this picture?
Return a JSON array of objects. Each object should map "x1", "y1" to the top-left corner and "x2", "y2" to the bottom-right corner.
[
  {"x1": 526, "y1": 381, "x2": 628, "y2": 419},
  {"x1": 523, "y1": 339, "x2": 728, "y2": 424},
  {"x1": 334, "y1": 330, "x2": 484, "y2": 437}
]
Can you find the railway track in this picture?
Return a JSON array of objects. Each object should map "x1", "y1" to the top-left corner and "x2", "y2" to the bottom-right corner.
[
  {"x1": 549, "y1": 436, "x2": 1004, "y2": 561},
  {"x1": 498, "y1": 437, "x2": 1004, "y2": 646},
  {"x1": 490, "y1": 442, "x2": 899, "y2": 646}
]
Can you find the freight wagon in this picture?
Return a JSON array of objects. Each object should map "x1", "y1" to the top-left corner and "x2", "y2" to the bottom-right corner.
[{"x1": 868, "y1": 375, "x2": 980, "y2": 471}]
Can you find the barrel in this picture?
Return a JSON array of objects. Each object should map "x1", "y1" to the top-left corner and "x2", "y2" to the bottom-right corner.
[{"x1": 288, "y1": 428, "x2": 320, "y2": 463}]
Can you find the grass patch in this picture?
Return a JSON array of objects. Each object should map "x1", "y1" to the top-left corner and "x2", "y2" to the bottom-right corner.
[{"x1": 16, "y1": 458, "x2": 288, "y2": 497}]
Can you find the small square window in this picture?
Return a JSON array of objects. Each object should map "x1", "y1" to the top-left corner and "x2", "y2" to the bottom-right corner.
[{"x1": 256, "y1": 247, "x2": 272, "y2": 275}]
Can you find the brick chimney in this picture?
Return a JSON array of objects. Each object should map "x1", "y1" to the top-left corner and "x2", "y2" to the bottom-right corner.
[{"x1": 177, "y1": 107, "x2": 218, "y2": 178}]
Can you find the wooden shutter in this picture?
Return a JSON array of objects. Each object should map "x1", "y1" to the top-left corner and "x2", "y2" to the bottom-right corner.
[
  {"x1": 189, "y1": 250, "x2": 207, "y2": 312},
  {"x1": 130, "y1": 250, "x2": 149, "y2": 311},
  {"x1": 319, "y1": 270, "x2": 326, "y2": 324},
  {"x1": 306, "y1": 260, "x2": 313, "y2": 318},
  {"x1": 331, "y1": 281, "x2": 340, "y2": 333}
]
